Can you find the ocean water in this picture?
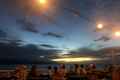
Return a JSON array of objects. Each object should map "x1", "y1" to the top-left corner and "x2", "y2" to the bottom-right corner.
[
  {"x1": 0, "y1": 64, "x2": 60, "y2": 70},
  {"x1": 0, "y1": 63, "x2": 106, "y2": 70}
]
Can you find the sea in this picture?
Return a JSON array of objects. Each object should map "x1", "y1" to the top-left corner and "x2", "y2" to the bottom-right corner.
[{"x1": 0, "y1": 63, "x2": 107, "y2": 70}]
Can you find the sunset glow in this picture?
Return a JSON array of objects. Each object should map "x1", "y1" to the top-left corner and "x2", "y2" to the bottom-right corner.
[{"x1": 52, "y1": 57, "x2": 101, "y2": 62}]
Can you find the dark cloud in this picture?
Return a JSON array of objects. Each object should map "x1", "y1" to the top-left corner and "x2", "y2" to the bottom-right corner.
[
  {"x1": 70, "y1": 46, "x2": 120, "y2": 59},
  {"x1": 42, "y1": 32, "x2": 64, "y2": 38},
  {"x1": 0, "y1": 38, "x2": 24, "y2": 46},
  {"x1": 98, "y1": 47, "x2": 120, "y2": 56},
  {"x1": 40, "y1": 44, "x2": 57, "y2": 49},
  {"x1": 70, "y1": 47, "x2": 98, "y2": 56},
  {"x1": 64, "y1": 8, "x2": 90, "y2": 22},
  {"x1": 94, "y1": 36, "x2": 111, "y2": 42},
  {"x1": 0, "y1": 43, "x2": 60, "y2": 64},
  {"x1": 67, "y1": 8, "x2": 80, "y2": 17},
  {"x1": 62, "y1": 0, "x2": 99, "y2": 23},
  {"x1": 7, "y1": 39, "x2": 24, "y2": 46},
  {"x1": 16, "y1": 17, "x2": 39, "y2": 33}
]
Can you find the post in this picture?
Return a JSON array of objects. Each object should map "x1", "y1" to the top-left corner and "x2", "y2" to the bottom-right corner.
[{"x1": 111, "y1": 49, "x2": 115, "y2": 66}]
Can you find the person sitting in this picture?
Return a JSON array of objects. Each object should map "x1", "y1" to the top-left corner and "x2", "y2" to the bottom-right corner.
[
  {"x1": 88, "y1": 64, "x2": 98, "y2": 80},
  {"x1": 48, "y1": 66, "x2": 53, "y2": 77},
  {"x1": 52, "y1": 66, "x2": 65, "y2": 80},
  {"x1": 58, "y1": 64, "x2": 67, "y2": 80},
  {"x1": 74, "y1": 64, "x2": 79, "y2": 73},
  {"x1": 79, "y1": 64, "x2": 87, "y2": 75},
  {"x1": 28, "y1": 65, "x2": 39, "y2": 80},
  {"x1": 14, "y1": 65, "x2": 28, "y2": 80}
]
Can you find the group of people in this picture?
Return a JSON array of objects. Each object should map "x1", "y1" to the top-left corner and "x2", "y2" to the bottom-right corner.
[
  {"x1": 0, "y1": 64, "x2": 113, "y2": 80},
  {"x1": 28, "y1": 64, "x2": 109, "y2": 80}
]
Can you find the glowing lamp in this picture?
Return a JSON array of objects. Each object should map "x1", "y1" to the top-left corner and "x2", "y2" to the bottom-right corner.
[
  {"x1": 97, "y1": 24, "x2": 104, "y2": 29},
  {"x1": 38, "y1": 0, "x2": 47, "y2": 4},
  {"x1": 115, "y1": 31, "x2": 120, "y2": 37}
]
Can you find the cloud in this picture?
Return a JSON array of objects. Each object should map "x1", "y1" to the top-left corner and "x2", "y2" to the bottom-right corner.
[
  {"x1": 42, "y1": 32, "x2": 64, "y2": 38},
  {"x1": 0, "y1": 43, "x2": 61, "y2": 64},
  {"x1": 70, "y1": 47, "x2": 98, "y2": 56},
  {"x1": 94, "y1": 36, "x2": 111, "y2": 42},
  {"x1": 40, "y1": 44, "x2": 57, "y2": 49},
  {"x1": 0, "y1": 38, "x2": 24, "y2": 46},
  {"x1": 16, "y1": 18, "x2": 39, "y2": 33},
  {"x1": 0, "y1": 42, "x2": 120, "y2": 64},
  {"x1": 98, "y1": 47, "x2": 120, "y2": 56},
  {"x1": 70, "y1": 46, "x2": 120, "y2": 58}
]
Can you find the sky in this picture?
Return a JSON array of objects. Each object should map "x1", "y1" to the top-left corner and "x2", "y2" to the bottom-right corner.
[{"x1": 0, "y1": 0, "x2": 120, "y2": 55}]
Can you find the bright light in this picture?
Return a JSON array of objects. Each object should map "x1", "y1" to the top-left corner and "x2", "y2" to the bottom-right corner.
[
  {"x1": 115, "y1": 31, "x2": 120, "y2": 37},
  {"x1": 35, "y1": 0, "x2": 49, "y2": 13},
  {"x1": 52, "y1": 57, "x2": 101, "y2": 62},
  {"x1": 97, "y1": 24, "x2": 104, "y2": 29},
  {"x1": 38, "y1": 0, "x2": 47, "y2": 5},
  {"x1": 33, "y1": 0, "x2": 58, "y2": 15},
  {"x1": 56, "y1": 51, "x2": 70, "y2": 57},
  {"x1": 61, "y1": 50, "x2": 70, "y2": 55}
]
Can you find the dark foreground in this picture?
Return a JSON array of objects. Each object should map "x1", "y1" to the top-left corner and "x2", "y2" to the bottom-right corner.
[{"x1": 0, "y1": 64, "x2": 114, "y2": 80}]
